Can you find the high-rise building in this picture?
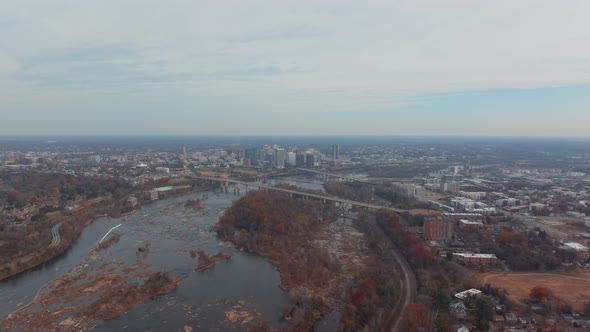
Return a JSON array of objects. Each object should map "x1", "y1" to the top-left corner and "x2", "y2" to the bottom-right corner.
[
  {"x1": 306, "y1": 154, "x2": 319, "y2": 168},
  {"x1": 286, "y1": 152, "x2": 297, "y2": 166},
  {"x1": 264, "y1": 153, "x2": 274, "y2": 168},
  {"x1": 237, "y1": 149, "x2": 245, "y2": 160},
  {"x1": 331, "y1": 144, "x2": 339, "y2": 160},
  {"x1": 245, "y1": 148, "x2": 259, "y2": 165},
  {"x1": 424, "y1": 219, "x2": 455, "y2": 241},
  {"x1": 296, "y1": 153, "x2": 306, "y2": 167},
  {"x1": 274, "y1": 148, "x2": 286, "y2": 168}
]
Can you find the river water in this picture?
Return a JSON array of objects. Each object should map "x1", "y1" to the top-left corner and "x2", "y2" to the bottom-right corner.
[{"x1": 0, "y1": 177, "x2": 334, "y2": 331}]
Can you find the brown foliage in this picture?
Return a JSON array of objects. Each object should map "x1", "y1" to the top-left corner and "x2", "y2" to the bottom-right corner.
[
  {"x1": 216, "y1": 190, "x2": 336, "y2": 252},
  {"x1": 529, "y1": 285, "x2": 553, "y2": 302},
  {"x1": 376, "y1": 209, "x2": 434, "y2": 269},
  {"x1": 401, "y1": 302, "x2": 430, "y2": 331}
]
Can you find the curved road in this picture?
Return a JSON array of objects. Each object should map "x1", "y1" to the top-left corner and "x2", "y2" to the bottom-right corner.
[{"x1": 49, "y1": 222, "x2": 63, "y2": 247}]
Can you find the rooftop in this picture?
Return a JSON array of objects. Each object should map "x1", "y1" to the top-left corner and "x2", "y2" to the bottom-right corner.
[
  {"x1": 455, "y1": 288, "x2": 482, "y2": 299},
  {"x1": 454, "y1": 253, "x2": 497, "y2": 259},
  {"x1": 563, "y1": 242, "x2": 589, "y2": 251}
]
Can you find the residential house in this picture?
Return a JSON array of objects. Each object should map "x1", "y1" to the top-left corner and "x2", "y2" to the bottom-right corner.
[{"x1": 449, "y1": 300, "x2": 467, "y2": 319}]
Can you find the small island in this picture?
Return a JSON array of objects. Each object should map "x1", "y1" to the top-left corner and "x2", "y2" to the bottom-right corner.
[{"x1": 193, "y1": 250, "x2": 232, "y2": 272}]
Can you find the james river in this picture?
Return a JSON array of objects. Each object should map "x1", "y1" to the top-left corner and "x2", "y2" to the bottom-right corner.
[{"x1": 0, "y1": 177, "x2": 340, "y2": 331}]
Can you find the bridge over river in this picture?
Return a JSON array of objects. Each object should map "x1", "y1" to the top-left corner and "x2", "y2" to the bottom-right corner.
[
  {"x1": 193, "y1": 176, "x2": 405, "y2": 214},
  {"x1": 296, "y1": 168, "x2": 382, "y2": 185}
]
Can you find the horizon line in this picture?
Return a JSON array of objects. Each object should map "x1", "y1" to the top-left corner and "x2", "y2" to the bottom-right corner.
[{"x1": 1, "y1": 134, "x2": 590, "y2": 140}]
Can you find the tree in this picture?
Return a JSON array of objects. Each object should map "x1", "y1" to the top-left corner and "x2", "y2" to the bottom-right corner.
[
  {"x1": 543, "y1": 254, "x2": 561, "y2": 270},
  {"x1": 529, "y1": 286, "x2": 552, "y2": 302},
  {"x1": 445, "y1": 251, "x2": 453, "y2": 261},
  {"x1": 474, "y1": 297, "x2": 495, "y2": 330},
  {"x1": 9, "y1": 260, "x2": 19, "y2": 274},
  {"x1": 401, "y1": 302, "x2": 430, "y2": 331}
]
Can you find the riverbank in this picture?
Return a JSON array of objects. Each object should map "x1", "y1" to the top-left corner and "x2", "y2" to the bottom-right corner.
[{"x1": 0, "y1": 212, "x2": 111, "y2": 282}]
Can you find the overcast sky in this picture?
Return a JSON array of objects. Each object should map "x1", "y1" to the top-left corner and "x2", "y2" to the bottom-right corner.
[{"x1": 1, "y1": 1, "x2": 589, "y2": 136}]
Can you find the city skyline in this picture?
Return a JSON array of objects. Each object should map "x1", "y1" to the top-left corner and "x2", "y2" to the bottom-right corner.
[{"x1": 1, "y1": 1, "x2": 590, "y2": 136}]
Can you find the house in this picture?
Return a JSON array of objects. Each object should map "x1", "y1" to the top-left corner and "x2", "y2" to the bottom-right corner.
[
  {"x1": 126, "y1": 196, "x2": 138, "y2": 207},
  {"x1": 450, "y1": 300, "x2": 467, "y2": 319},
  {"x1": 573, "y1": 320, "x2": 590, "y2": 328},
  {"x1": 505, "y1": 312, "x2": 517, "y2": 324},
  {"x1": 456, "y1": 324, "x2": 469, "y2": 332}
]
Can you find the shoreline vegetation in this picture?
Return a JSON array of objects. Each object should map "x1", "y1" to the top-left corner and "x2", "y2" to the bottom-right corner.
[{"x1": 0, "y1": 213, "x2": 109, "y2": 281}]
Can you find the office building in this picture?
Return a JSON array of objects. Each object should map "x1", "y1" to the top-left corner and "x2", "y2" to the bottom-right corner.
[
  {"x1": 274, "y1": 148, "x2": 286, "y2": 168},
  {"x1": 331, "y1": 144, "x2": 340, "y2": 160},
  {"x1": 245, "y1": 148, "x2": 259, "y2": 166}
]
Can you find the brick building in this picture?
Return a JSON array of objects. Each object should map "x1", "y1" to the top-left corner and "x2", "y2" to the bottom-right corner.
[{"x1": 424, "y1": 219, "x2": 455, "y2": 241}]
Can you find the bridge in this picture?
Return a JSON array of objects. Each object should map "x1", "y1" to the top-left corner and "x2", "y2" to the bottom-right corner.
[
  {"x1": 296, "y1": 168, "x2": 381, "y2": 185},
  {"x1": 193, "y1": 176, "x2": 405, "y2": 213}
]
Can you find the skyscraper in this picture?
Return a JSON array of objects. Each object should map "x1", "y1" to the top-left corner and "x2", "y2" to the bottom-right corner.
[
  {"x1": 274, "y1": 148, "x2": 286, "y2": 168},
  {"x1": 296, "y1": 153, "x2": 306, "y2": 167},
  {"x1": 331, "y1": 144, "x2": 339, "y2": 160},
  {"x1": 245, "y1": 147, "x2": 259, "y2": 165}
]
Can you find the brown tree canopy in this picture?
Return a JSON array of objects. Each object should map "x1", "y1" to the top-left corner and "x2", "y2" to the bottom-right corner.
[{"x1": 529, "y1": 286, "x2": 552, "y2": 302}]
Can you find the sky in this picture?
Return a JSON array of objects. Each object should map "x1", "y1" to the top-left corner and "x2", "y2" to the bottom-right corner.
[{"x1": 1, "y1": 1, "x2": 590, "y2": 136}]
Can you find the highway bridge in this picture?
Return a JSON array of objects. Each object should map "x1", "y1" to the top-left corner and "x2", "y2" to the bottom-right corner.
[
  {"x1": 193, "y1": 176, "x2": 405, "y2": 213},
  {"x1": 296, "y1": 168, "x2": 382, "y2": 185}
]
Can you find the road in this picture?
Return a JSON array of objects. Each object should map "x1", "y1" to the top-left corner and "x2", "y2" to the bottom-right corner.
[{"x1": 49, "y1": 222, "x2": 63, "y2": 247}]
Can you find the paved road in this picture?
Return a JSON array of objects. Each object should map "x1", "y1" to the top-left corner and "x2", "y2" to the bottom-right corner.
[{"x1": 49, "y1": 222, "x2": 63, "y2": 247}]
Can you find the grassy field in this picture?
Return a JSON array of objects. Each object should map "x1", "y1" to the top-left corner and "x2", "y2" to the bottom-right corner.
[{"x1": 479, "y1": 272, "x2": 590, "y2": 310}]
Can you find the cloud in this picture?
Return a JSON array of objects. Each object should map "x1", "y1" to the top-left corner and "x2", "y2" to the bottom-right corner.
[{"x1": 0, "y1": 1, "x2": 589, "y2": 135}]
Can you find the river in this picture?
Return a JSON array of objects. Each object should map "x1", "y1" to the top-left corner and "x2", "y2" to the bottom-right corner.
[{"x1": 0, "y1": 177, "x2": 335, "y2": 331}]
